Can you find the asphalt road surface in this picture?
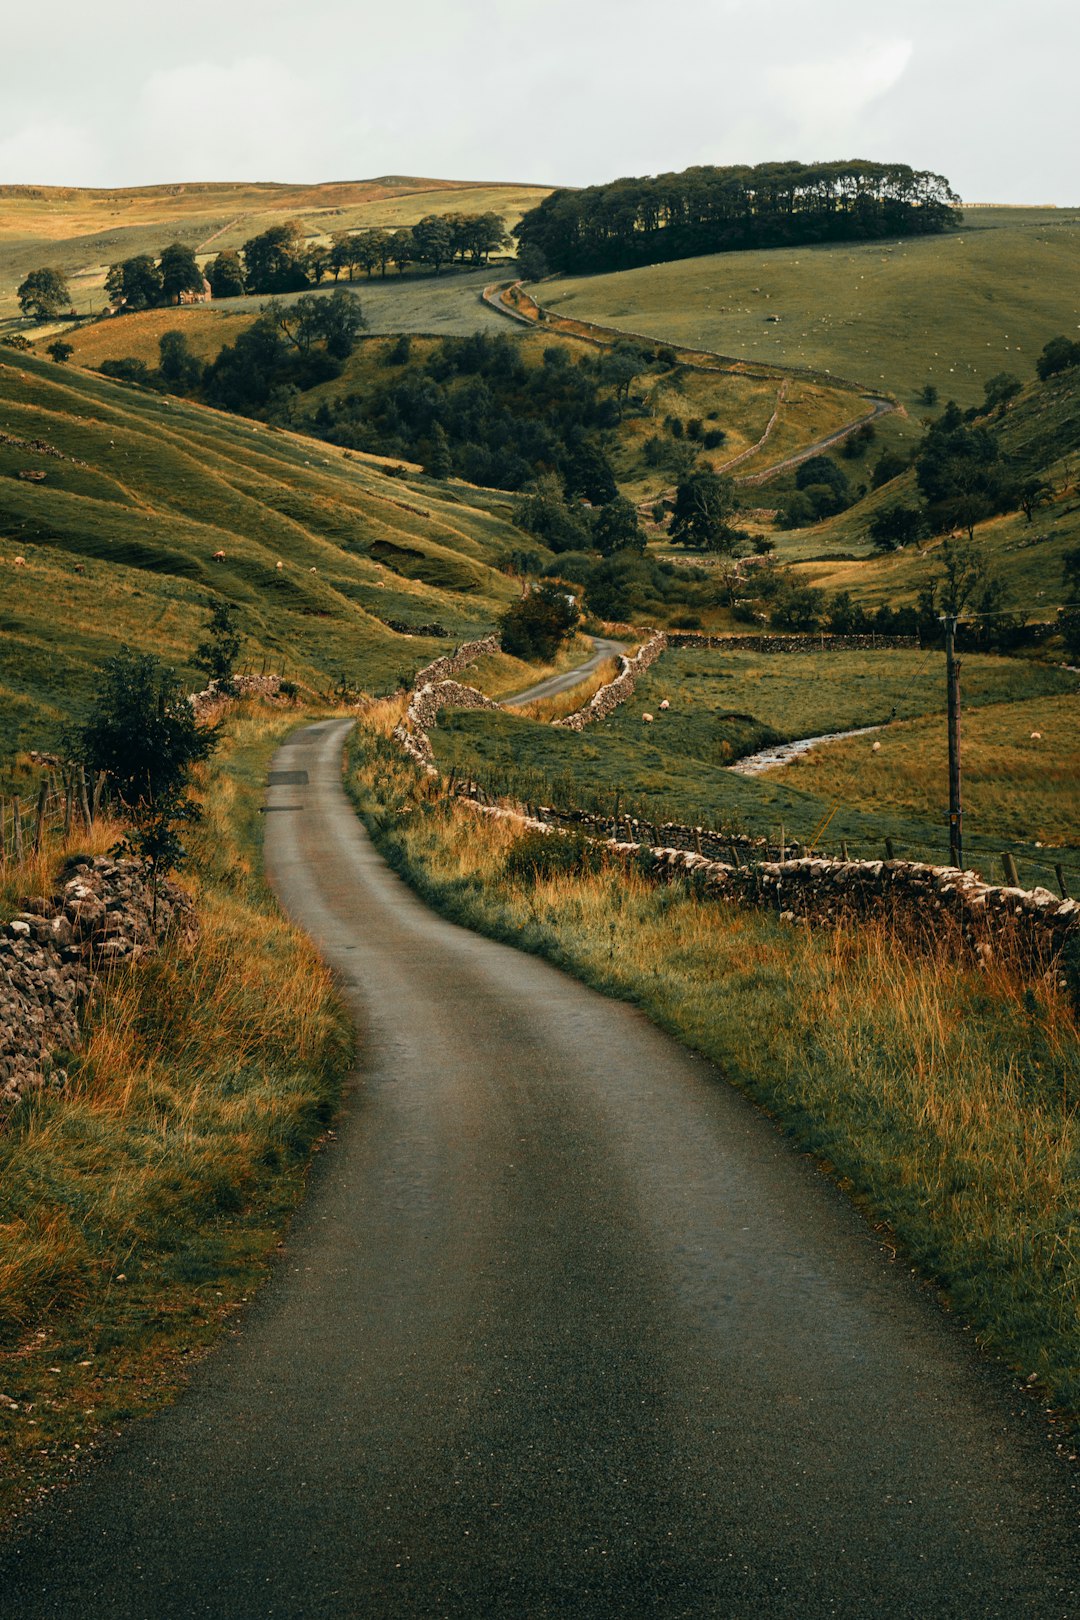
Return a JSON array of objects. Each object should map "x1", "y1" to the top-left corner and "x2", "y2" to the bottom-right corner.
[
  {"x1": 501, "y1": 637, "x2": 625, "y2": 708},
  {"x1": 1, "y1": 717, "x2": 1077, "y2": 1618}
]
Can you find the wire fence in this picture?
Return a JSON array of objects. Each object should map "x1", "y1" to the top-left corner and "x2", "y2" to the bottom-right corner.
[{"x1": 0, "y1": 766, "x2": 109, "y2": 870}]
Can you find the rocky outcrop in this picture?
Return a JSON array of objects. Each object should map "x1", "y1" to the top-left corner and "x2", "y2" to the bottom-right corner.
[
  {"x1": 553, "y1": 632, "x2": 668, "y2": 731},
  {"x1": 0, "y1": 855, "x2": 197, "y2": 1115}
]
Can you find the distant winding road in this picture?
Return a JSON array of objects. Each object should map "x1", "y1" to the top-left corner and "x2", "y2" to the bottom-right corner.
[{"x1": 0, "y1": 718, "x2": 1077, "y2": 1617}]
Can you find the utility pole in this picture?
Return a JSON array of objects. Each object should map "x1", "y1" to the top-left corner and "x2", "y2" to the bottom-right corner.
[{"x1": 942, "y1": 614, "x2": 963, "y2": 869}]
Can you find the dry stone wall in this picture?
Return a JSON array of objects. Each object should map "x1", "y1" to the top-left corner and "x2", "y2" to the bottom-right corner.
[
  {"x1": 667, "y1": 632, "x2": 918, "y2": 653},
  {"x1": 552, "y1": 632, "x2": 668, "y2": 732},
  {"x1": 456, "y1": 789, "x2": 1077, "y2": 967},
  {"x1": 1, "y1": 855, "x2": 197, "y2": 1116},
  {"x1": 394, "y1": 636, "x2": 503, "y2": 771}
]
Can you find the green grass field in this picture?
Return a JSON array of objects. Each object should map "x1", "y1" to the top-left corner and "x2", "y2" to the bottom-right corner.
[
  {"x1": 429, "y1": 647, "x2": 1077, "y2": 888},
  {"x1": 539, "y1": 209, "x2": 1080, "y2": 407},
  {"x1": 0, "y1": 351, "x2": 548, "y2": 755}
]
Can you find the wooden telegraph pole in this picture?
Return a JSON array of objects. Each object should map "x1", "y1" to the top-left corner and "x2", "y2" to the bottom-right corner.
[{"x1": 943, "y1": 614, "x2": 963, "y2": 869}]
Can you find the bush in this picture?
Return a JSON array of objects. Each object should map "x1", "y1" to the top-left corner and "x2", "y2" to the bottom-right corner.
[{"x1": 500, "y1": 583, "x2": 579, "y2": 661}]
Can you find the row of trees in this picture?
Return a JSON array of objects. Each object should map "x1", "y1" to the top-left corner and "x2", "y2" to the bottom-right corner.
[
  {"x1": 515, "y1": 160, "x2": 961, "y2": 274},
  {"x1": 103, "y1": 242, "x2": 206, "y2": 311},
  {"x1": 207, "y1": 210, "x2": 509, "y2": 298}
]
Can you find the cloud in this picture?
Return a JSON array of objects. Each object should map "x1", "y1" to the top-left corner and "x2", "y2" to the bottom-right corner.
[
  {"x1": 135, "y1": 57, "x2": 330, "y2": 181},
  {"x1": 0, "y1": 119, "x2": 102, "y2": 186},
  {"x1": 769, "y1": 38, "x2": 914, "y2": 152}
]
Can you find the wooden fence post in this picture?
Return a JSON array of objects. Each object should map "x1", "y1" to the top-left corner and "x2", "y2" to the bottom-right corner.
[
  {"x1": 79, "y1": 767, "x2": 92, "y2": 828},
  {"x1": 1055, "y1": 864, "x2": 1070, "y2": 900},
  {"x1": 12, "y1": 795, "x2": 24, "y2": 863},
  {"x1": 33, "y1": 779, "x2": 48, "y2": 855},
  {"x1": 884, "y1": 836, "x2": 896, "y2": 861},
  {"x1": 841, "y1": 839, "x2": 850, "y2": 861},
  {"x1": 64, "y1": 771, "x2": 75, "y2": 837},
  {"x1": 1001, "y1": 852, "x2": 1020, "y2": 888}
]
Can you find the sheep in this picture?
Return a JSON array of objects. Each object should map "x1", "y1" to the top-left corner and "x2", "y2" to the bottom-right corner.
[
  {"x1": 276, "y1": 561, "x2": 284, "y2": 570},
  {"x1": 13, "y1": 556, "x2": 25, "y2": 567},
  {"x1": 212, "y1": 550, "x2": 226, "y2": 561},
  {"x1": 659, "y1": 699, "x2": 670, "y2": 711},
  {"x1": 642, "y1": 712, "x2": 654, "y2": 723}
]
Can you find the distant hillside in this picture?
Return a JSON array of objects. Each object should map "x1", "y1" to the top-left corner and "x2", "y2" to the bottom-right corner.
[
  {"x1": 0, "y1": 177, "x2": 550, "y2": 324},
  {"x1": 0, "y1": 351, "x2": 538, "y2": 755},
  {"x1": 537, "y1": 207, "x2": 1080, "y2": 408}
]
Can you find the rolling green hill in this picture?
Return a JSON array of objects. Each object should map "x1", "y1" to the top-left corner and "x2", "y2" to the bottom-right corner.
[
  {"x1": 538, "y1": 209, "x2": 1080, "y2": 408},
  {"x1": 0, "y1": 351, "x2": 540, "y2": 755}
]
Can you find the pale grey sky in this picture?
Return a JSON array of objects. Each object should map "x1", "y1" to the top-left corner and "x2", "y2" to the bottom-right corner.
[{"x1": 3, "y1": 0, "x2": 1076, "y2": 203}]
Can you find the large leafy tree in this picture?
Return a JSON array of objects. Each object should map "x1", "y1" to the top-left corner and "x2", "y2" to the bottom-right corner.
[
  {"x1": 207, "y1": 249, "x2": 245, "y2": 298},
  {"x1": 73, "y1": 646, "x2": 216, "y2": 810},
  {"x1": 500, "y1": 582, "x2": 579, "y2": 661},
  {"x1": 105, "y1": 254, "x2": 163, "y2": 311},
  {"x1": 17, "y1": 266, "x2": 70, "y2": 319},
  {"x1": 241, "y1": 221, "x2": 309, "y2": 293},
  {"x1": 669, "y1": 470, "x2": 738, "y2": 551},
  {"x1": 159, "y1": 241, "x2": 204, "y2": 304},
  {"x1": 412, "y1": 215, "x2": 453, "y2": 275}
]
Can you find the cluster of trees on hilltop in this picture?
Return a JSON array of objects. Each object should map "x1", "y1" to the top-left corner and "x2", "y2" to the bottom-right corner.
[{"x1": 514, "y1": 160, "x2": 961, "y2": 274}]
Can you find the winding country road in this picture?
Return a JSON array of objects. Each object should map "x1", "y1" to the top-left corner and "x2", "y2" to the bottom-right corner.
[
  {"x1": 501, "y1": 636, "x2": 625, "y2": 707},
  {"x1": 1, "y1": 717, "x2": 1078, "y2": 1617}
]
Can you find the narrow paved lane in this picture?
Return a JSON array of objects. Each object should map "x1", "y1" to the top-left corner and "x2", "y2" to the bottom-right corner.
[
  {"x1": 501, "y1": 636, "x2": 625, "y2": 708},
  {"x1": 1, "y1": 717, "x2": 1077, "y2": 1618}
]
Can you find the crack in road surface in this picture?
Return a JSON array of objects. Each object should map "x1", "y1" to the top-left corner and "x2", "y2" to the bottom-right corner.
[{"x1": 1, "y1": 716, "x2": 1077, "y2": 1617}]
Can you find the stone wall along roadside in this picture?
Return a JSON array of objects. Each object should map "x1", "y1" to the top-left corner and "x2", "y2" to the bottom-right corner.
[
  {"x1": 666, "y1": 632, "x2": 919, "y2": 653},
  {"x1": 1, "y1": 856, "x2": 197, "y2": 1117},
  {"x1": 552, "y1": 631, "x2": 668, "y2": 732},
  {"x1": 393, "y1": 635, "x2": 503, "y2": 771}
]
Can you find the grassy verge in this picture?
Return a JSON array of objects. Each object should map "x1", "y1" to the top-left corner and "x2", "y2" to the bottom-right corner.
[
  {"x1": 0, "y1": 705, "x2": 352, "y2": 1522},
  {"x1": 346, "y1": 707, "x2": 1080, "y2": 1430}
]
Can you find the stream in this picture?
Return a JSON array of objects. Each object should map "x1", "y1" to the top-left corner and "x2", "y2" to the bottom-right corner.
[{"x1": 729, "y1": 724, "x2": 882, "y2": 776}]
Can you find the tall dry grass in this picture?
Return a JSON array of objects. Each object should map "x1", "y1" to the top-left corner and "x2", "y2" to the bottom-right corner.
[
  {"x1": 0, "y1": 706, "x2": 352, "y2": 1518},
  {"x1": 347, "y1": 717, "x2": 1080, "y2": 1421}
]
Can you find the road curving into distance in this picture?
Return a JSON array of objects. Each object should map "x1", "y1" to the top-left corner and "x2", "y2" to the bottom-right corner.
[
  {"x1": 0, "y1": 716, "x2": 1077, "y2": 1618},
  {"x1": 501, "y1": 635, "x2": 625, "y2": 708}
]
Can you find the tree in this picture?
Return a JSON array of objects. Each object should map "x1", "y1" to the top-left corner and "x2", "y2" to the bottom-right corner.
[
  {"x1": 427, "y1": 423, "x2": 453, "y2": 479},
  {"x1": 1017, "y1": 477, "x2": 1053, "y2": 523},
  {"x1": 1036, "y1": 336, "x2": 1080, "y2": 382},
  {"x1": 105, "y1": 254, "x2": 164, "y2": 311},
  {"x1": 241, "y1": 222, "x2": 308, "y2": 293},
  {"x1": 563, "y1": 440, "x2": 617, "y2": 505},
  {"x1": 412, "y1": 216, "x2": 453, "y2": 274},
  {"x1": 207, "y1": 249, "x2": 245, "y2": 299},
  {"x1": 74, "y1": 644, "x2": 216, "y2": 918},
  {"x1": 17, "y1": 266, "x2": 70, "y2": 320},
  {"x1": 159, "y1": 241, "x2": 205, "y2": 304},
  {"x1": 390, "y1": 229, "x2": 415, "y2": 275},
  {"x1": 158, "y1": 330, "x2": 203, "y2": 392},
  {"x1": 515, "y1": 475, "x2": 592, "y2": 553},
  {"x1": 193, "y1": 598, "x2": 242, "y2": 689},
  {"x1": 915, "y1": 403, "x2": 1010, "y2": 538},
  {"x1": 771, "y1": 580, "x2": 826, "y2": 631},
  {"x1": 669, "y1": 470, "x2": 738, "y2": 551},
  {"x1": 982, "y1": 371, "x2": 1022, "y2": 411},
  {"x1": 592, "y1": 496, "x2": 645, "y2": 557},
  {"x1": 871, "y1": 449, "x2": 909, "y2": 488},
  {"x1": 499, "y1": 582, "x2": 579, "y2": 661},
  {"x1": 795, "y1": 455, "x2": 851, "y2": 516},
  {"x1": 869, "y1": 504, "x2": 924, "y2": 552},
  {"x1": 599, "y1": 341, "x2": 647, "y2": 419},
  {"x1": 46, "y1": 339, "x2": 74, "y2": 365},
  {"x1": 73, "y1": 646, "x2": 216, "y2": 810},
  {"x1": 918, "y1": 383, "x2": 939, "y2": 407}
]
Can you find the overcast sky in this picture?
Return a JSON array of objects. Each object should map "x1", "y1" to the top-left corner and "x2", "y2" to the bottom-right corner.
[{"x1": 3, "y1": 0, "x2": 1076, "y2": 203}]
